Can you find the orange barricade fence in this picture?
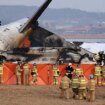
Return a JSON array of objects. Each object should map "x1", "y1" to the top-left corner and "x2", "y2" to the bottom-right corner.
[
  {"x1": 72, "y1": 64, "x2": 95, "y2": 79},
  {"x1": 2, "y1": 63, "x2": 95, "y2": 85}
]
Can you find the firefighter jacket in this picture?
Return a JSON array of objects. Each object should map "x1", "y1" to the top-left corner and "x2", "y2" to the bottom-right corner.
[
  {"x1": 16, "y1": 65, "x2": 22, "y2": 75},
  {"x1": 94, "y1": 65, "x2": 102, "y2": 76},
  {"x1": 79, "y1": 77, "x2": 87, "y2": 89},
  {"x1": 71, "y1": 77, "x2": 79, "y2": 88},
  {"x1": 60, "y1": 76, "x2": 71, "y2": 89},
  {"x1": 23, "y1": 64, "x2": 30, "y2": 75},
  {"x1": 75, "y1": 67, "x2": 83, "y2": 76},
  {"x1": 88, "y1": 79, "x2": 95, "y2": 91},
  {"x1": 95, "y1": 54, "x2": 100, "y2": 61},
  {"x1": 31, "y1": 67, "x2": 38, "y2": 77},
  {"x1": 0, "y1": 64, "x2": 3, "y2": 75},
  {"x1": 53, "y1": 66, "x2": 60, "y2": 77},
  {"x1": 102, "y1": 66, "x2": 105, "y2": 77}
]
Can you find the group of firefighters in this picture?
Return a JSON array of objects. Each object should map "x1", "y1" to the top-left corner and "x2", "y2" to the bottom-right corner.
[
  {"x1": 0, "y1": 62, "x2": 38, "y2": 85},
  {"x1": 0, "y1": 62, "x2": 60, "y2": 85},
  {"x1": 0, "y1": 60, "x2": 105, "y2": 102},
  {"x1": 16, "y1": 62, "x2": 38, "y2": 85},
  {"x1": 60, "y1": 63, "x2": 95, "y2": 102},
  {"x1": 94, "y1": 51, "x2": 105, "y2": 66},
  {"x1": 94, "y1": 51, "x2": 105, "y2": 86},
  {"x1": 60, "y1": 62, "x2": 105, "y2": 102}
]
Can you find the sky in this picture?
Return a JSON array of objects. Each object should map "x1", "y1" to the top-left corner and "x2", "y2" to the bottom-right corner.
[{"x1": 0, "y1": 0, "x2": 105, "y2": 12}]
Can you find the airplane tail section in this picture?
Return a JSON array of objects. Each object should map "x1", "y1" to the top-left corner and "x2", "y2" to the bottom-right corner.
[{"x1": 19, "y1": 0, "x2": 52, "y2": 33}]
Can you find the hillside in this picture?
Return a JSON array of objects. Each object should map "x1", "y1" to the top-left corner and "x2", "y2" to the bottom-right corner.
[{"x1": 0, "y1": 5, "x2": 105, "y2": 25}]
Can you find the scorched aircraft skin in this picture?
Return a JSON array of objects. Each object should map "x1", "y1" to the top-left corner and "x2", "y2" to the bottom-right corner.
[{"x1": 0, "y1": 0, "x2": 94, "y2": 64}]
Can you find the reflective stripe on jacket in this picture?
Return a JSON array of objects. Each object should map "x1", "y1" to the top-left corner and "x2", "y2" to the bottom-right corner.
[
  {"x1": 71, "y1": 77, "x2": 79, "y2": 88},
  {"x1": 95, "y1": 66, "x2": 102, "y2": 76},
  {"x1": 79, "y1": 78, "x2": 87, "y2": 89},
  {"x1": 0, "y1": 65, "x2": 3, "y2": 75}
]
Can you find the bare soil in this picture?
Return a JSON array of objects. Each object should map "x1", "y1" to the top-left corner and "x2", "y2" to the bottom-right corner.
[{"x1": 0, "y1": 85, "x2": 105, "y2": 105}]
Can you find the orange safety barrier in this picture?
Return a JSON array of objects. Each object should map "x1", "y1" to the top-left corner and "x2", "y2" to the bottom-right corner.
[
  {"x1": 1, "y1": 63, "x2": 95, "y2": 85},
  {"x1": 72, "y1": 64, "x2": 95, "y2": 79}
]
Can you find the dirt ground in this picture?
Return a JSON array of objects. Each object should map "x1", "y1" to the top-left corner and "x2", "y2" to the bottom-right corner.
[{"x1": 0, "y1": 85, "x2": 105, "y2": 105}]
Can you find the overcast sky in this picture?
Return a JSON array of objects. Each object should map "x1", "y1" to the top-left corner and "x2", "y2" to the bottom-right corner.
[{"x1": 0, "y1": 0, "x2": 105, "y2": 12}]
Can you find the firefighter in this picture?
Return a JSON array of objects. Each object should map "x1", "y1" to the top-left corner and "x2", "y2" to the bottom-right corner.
[
  {"x1": 23, "y1": 62, "x2": 30, "y2": 85},
  {"x1": 102, "y1": 65, "x2": 105, "y2": 86},
  {"x1": 102, "y1": 51, "x2": 105, "y2": 65},
  {"x1": 94, "y1": 64, "x2": 102, "y2": 86},
  {"x1": 59, "y1": 73, "x2": 71, "y2": 99},
  {"x1": 71, "y1": 74, "x2": 79, "y2": 99},
  {"x1": 78, "y1": 75, "x2": 87, "y2": 100},
  {"x1": 48, "y1": 64, "x2": 50, "y2": 85},
  {"x1": 16, "y1": 62, "x2": 22, "y2": 85},
  {"x1": 98, "y1": 51, "x2": 104, "y2": 65},
  {"x1": 75, "y1": 64, "x2": 83, "y2": 77},
  {"x1": 0, "y1": 62, "x2": 4, "y2": 84},
  {"x1": 94, "y1": 53, "x2": 101, "y2": 65},
  {"x1": 52, "y1": 64, "x2": 60, "y2": 85},
  {"x1": 66, "y1": 63, "x2": 74, "y2": 80},
  {"x1": 87, "y1": 74, "x2": 96, "y2": 102},
  {"x1": 31, "y1": 63, "x2": 38, "y2": 85}
]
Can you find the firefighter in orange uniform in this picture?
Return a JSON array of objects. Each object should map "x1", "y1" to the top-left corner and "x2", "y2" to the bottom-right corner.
[
  {"x1": 52, "y1": 64, "x2": 60, "y2": 85},
  {"x1": 0, "y1": 62, "x2": 4, "y2": 84},
  {"x1": 23, "y1": 62, "x2": 30, "y2": 85},
  {"x1": 94, "y1": 64, "x2": 102, "y2": 86},
  {"x1": 59, "y1": 73, "x2": 71, "y2": 99},
  {"x1": 87, "y1": 74, "x2": 96, "y2": 102},
  {"x1": 16, "y1": 62, "x2": 22, "y2": 85}
]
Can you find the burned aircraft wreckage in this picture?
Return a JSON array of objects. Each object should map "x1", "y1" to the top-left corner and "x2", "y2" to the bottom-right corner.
[{"x1": 0, "y1": 0, "x2": 94, "y2": 64}]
